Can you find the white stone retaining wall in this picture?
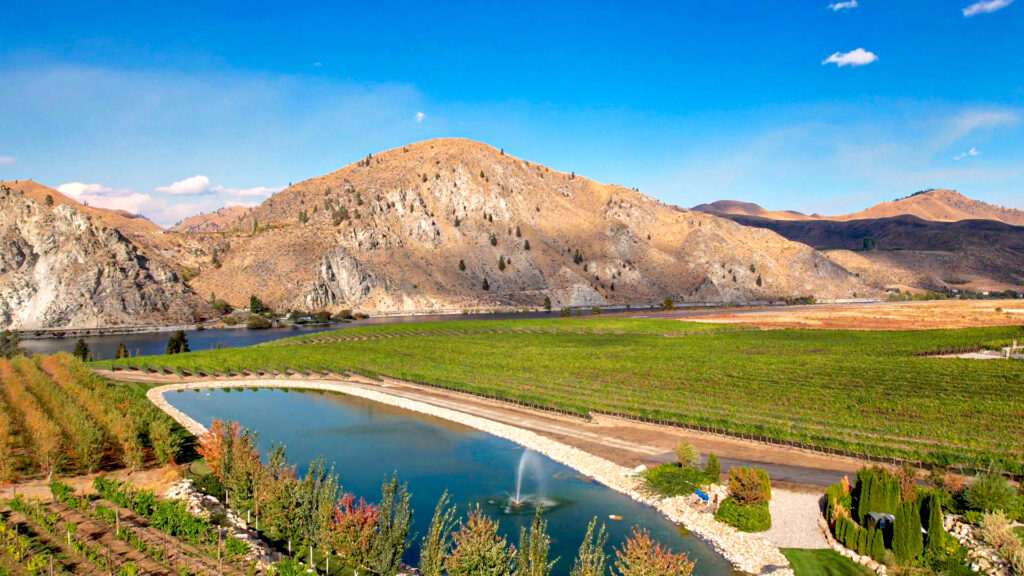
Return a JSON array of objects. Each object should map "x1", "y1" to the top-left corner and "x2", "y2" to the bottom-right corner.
[{"x1": 146, "y1": 379, "x2": 793, "y2": 576}]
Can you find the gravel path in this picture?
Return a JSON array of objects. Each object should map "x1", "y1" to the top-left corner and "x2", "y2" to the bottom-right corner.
[{"x1": 764, "y1": 489, "x2": 830, "y2": 549}]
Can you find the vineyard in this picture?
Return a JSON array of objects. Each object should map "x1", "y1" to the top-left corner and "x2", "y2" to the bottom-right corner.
[
  {"x1": 0, "y1": 354, "x2": 187, "y2": 482},
  {"x1": 100, "y1": 318, "x2": 1024, "y2": 474}
]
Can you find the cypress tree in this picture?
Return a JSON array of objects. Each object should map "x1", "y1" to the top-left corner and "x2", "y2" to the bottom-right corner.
[
  {"x1": 925, "y1": 494, "x2": 945, "y2": 556},
  {"x1": 857, "y1": 527, "x2": 869, "y2": 555},
  {"x1": 870, "y1": 528, "x2": 885, "y2": 561},
  {"x1": 893, "y1": 500, "x2": 923, "y2": 564}
]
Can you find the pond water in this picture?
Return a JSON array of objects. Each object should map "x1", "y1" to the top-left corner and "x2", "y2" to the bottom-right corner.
[{"x1": 165, "y1": 388, "x2": 737, "y2": 576}]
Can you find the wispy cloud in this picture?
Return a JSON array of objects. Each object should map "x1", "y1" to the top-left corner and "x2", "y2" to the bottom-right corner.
[
  {"x1": 0, "y1": 156, "x2": 14, "y2": 165},
  {"x1": 942, "y1": 110, "x2": 1019, "y2": 145},
  {"x1": 953, "y1": 147, "x2": 981, "y2": 160},
  {"x1": 415, "y1": 111, "x2": 426, "y2": 123},
  {"x1": 828, "y1": 1, "x2": 859, "y2": 11},
  {"x1": 822, "y1": 48, "x2": 878, "y2": 67},
  {"x1": 155, "y1": 174, "x2": 212, "y2": 195},
  {"x1": 962, "y1": 0, "x2": 1014, "y2": 17}
]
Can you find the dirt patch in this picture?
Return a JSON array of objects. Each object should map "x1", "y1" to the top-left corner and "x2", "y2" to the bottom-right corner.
[{"x1": 682, "y1": 299, "x2": 1024, "y2": 330}]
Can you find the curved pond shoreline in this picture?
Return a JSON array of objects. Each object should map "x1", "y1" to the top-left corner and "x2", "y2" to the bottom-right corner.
[{"x1": 146, "y1": 378, "x2": 793, "y2": 576}]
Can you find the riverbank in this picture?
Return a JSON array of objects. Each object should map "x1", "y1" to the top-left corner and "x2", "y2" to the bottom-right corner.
[{"x1": 144, "y1": 378, "x2": 795, "y2": 576}]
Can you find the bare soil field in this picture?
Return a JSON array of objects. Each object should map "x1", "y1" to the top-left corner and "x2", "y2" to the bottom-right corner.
[{"x1": 683, "y1": 299, "x2": 1024, "y2": 330}]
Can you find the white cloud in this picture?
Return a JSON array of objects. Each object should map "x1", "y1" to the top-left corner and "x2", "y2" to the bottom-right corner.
[
  {"x1": 962, "y1": 0, "x2": 1014, "y2": 17},
  {"x1": 214, "y1": 185, "x2": 280, "y2": 199},
  {"x1": 953, "y1": 147, "x2": 981, "y2": 160},
  {"x1": 57, "y1": 182, "x2": 152, "y2": 214},
  {"x1": 822, "y1": 48, "x2": 878, "y2": 67},
  {"x1": 155, "y1": 174, "x2": 212, "y2": 195},
  {"x1": 828, "y1": 1, "x2": 858, "y2": 11},
  {"x1": 943, "y1": 110, "x2": 1019, "y2": 144},
  {"x1": 415, "y1": 111, "x2": 426, "y2": 123},
  {"x1": 0, "y1": 156, "x2": 14, "y2": 165}
]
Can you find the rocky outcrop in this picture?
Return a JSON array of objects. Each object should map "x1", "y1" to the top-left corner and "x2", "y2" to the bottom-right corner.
[
  {"x1": 304, "y1": 246, "x2": 376, "y2": 309},
  {"x1": 0, "y1": 184, "x2": 197, "y2": 330}
]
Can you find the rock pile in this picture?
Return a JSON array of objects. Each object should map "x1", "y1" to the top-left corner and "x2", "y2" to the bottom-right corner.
[{"x1": 945, "y1": 516, "x2": 1012, "y2": 576}]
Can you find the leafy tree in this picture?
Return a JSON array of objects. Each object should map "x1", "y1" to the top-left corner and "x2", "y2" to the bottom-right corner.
[
  {"x1": 367, "y1": 474, "x2": 413, "y2": 576},
  {"x1": 674, "y1": 441, "x2": 699, "y2": 468},
  {"x1": 420, "y1": 491, "x2": 457, "y2": 576},
  {"x1": 524, "y1": 239, "x2": 530, "y2": 250},
  {"x1": 613, "y1": 527, "x2": 694, "y2": 576},
  {"x1": 498, "y1": 255, "x2": 506, "y2": 271},
  {"x1": 459, "y1": 259, "x2": 466, "y2": 271},
  {"x1": 543, "y1": 296, "x2": 552, "y2": 312},
  {"x1": 166, "y1": 331, "x2": 190, "y2": 355},
  {"x1": 490, "y1": 233, "x2": 498, "y2": 246},
  {"x1": 72, "y1": 338, "x2": 90, "y2": 362},
  {"x1": 330, "y1": 493, "x2": 379, "y2": 568},
  {"x1": 516, "y1": 225, "x2": 522, "y2": 237},
  {"x1": 517, "y1": 507, "x2": 556, "y2": 576},
  {"x1": 115, "y1": 342, "x2": 129, "y2": 359},
  {"x1": 704, "y1": 454, "x2": 721, "y2": 483},
  {"x1": 247, "y1": 315, "x2": 272, "y2": 329},
  {"x1": 445, "y1": 507, "x2": 514, "y2": 576},
  {"x1": 560, "y1": 308, "x2": 571, "y2": 318},
  {"x1": 482, "y1": 277, "x2": 490, "y2": 291},
  {"x1": 570, "y1": 518, "x2": 608, "y2": 576},
  {"x1": 756, "y1": 275, "x2": 763, "y2": 287},
  {"x1": 0, "y1": 330, "x2": 22, "y2": 359},
  {"x1": 249, "y1": 294, "x2": 267, "y2": 314},
  {"x1": 44, "y1": 194, "x2": 54, "y2": 206},
  {"x1": 662, "y1": 297, "x2": 674, "y2": 310}
]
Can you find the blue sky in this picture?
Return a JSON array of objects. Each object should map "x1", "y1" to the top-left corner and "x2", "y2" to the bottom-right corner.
[{"x1": 0, "y1": 0, "x2": 1021, "y2": 226}]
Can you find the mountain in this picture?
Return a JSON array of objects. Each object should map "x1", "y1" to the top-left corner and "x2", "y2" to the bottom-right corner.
[
  {"x1": 190, "y1": 138, "x2": 872, "y2": 314},
  {"x1": 0, "y1": 182, "x2": 201, "y2": 330},
  {"x1": 833, "y1": 189, "x2": 1024, "y2": 225},
  {"x1": 694, "y1": 189, "x2": 1024, "y2": 292},
  {"x1": 170, "y1": 205, "x2": 253, "y2": 233},
  {"x1": 691, "y1": 200, "x2": 812, "y2": 221}
]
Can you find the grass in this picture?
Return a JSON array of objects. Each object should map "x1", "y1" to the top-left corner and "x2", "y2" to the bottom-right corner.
[
  {"x1": 782, "y1": 549, "x2": 875, "y2": 576},
  {"x1": 1014, "y1": 525, "x2": 1024, "y2": 543},
  {"x1": 97, "y1": 317, "x2": 1024, "y2": 473}
]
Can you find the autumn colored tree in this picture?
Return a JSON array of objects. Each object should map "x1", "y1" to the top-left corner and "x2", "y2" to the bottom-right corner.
[
  {"x1": 613, "y1": 527, "x2": 695, "y2": 576},
  {"x1": 444, "y1": 507, "x2": 515, "y2": 576},
  {"x1": 196, "y1": 418, "x2": 246, "y2": 481},
  {"x1": 330, "y1": 493, "x2": 380, "y2": 568},
  {"x1": 728, "y1": 467, "x2": 772, "y2": 506}
]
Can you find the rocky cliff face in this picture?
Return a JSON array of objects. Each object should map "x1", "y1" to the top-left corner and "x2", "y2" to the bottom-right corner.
[
  {"x1": 0, "y1": 184, "x2": 198, "y2": 330},
  {"x1": 192, "y1": 139, "x2": 874, "y2": 313}
]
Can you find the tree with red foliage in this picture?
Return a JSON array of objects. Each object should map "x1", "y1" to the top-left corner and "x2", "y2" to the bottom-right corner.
[
  {"x1": 330, "y1": 493, "x2": 380, "y2": 568},
  {"x1": 614, "y1": 527, "x2": 695, "y2": 576}
]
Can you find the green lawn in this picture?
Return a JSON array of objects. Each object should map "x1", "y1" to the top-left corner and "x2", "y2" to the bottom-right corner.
[
  {"x1": 782, "y1": 549, "x2": 875, "y2": 576},
  {"x1": 97, "y1": 317, "x2": 1024, "y2": 473},
  {"x1": 1014, "y1": 525, "x2": 1024, "y2": 543}
]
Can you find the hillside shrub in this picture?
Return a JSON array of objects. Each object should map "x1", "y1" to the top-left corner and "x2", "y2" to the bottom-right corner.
[
  {"x1": 965, "y1": 468, "x2": 1018, "y2": 514},
  {"x1": 715, "y1": 498, "x2": 770, "y2": 532},
  {"x1": 246, "y1": 315, "x2": 272, "y2": 329}
]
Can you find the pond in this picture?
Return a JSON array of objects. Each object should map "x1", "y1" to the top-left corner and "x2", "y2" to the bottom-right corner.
[{"x1": 165, "y1": 388, "x2": 737, "y2": 576}]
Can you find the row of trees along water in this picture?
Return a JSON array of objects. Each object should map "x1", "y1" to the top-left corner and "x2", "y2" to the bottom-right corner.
[
  {"x1": 0, "y1": 353, "x2": 185, "y2": 482},
  {"x1": 197, "y1": 418, "x2": 696, "y2": 576}
]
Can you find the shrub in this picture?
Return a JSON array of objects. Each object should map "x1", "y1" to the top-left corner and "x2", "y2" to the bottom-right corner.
[
  {"x1": 662, "y1": 297, "x2": 674, "y2": 310},
  {"x1": 965, "y1": 468, "x2": 1018, "y2": 513},
  {"x1": 674, "y1": 442, "x2": 699, "y2": 468},
  {"x1": 728, "y1": 467, "x2": 771, "y2": 506},
  {"x1": 644, "y1": 464, "x2": 707, "y2": 498},
  {"x1": 715, "y1": 498, "x2": 771, "y2": 532},
  {"x1": 703, "y1": 454, "x2": 721, "y2": 482},
  {"x1": 543, "y1": 296, "x2": 552, "y2": 312},
  {"x1": 73, "y1": 338, "x2": 90, "y2": 361},
  {"x1": 246, "y1": 315, "x2": 272, "y2": 329},
  {"x1": 560, "y1": 308, "x2": 571, "y2": 318}
]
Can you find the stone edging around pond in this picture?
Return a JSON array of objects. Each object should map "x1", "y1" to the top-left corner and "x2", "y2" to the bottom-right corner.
[{"x1": 145, "y1": 379, "x2": 794, "y2": 576}]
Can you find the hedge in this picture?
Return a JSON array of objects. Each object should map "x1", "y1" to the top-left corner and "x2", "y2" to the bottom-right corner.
[{"x1": 715, "y1": 497, "x2": 771, "y2": 532}]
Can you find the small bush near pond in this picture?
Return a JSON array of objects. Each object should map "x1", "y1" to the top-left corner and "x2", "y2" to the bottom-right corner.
[
  {"x1": 715, "y1": 497, "x2": 771, "y2": 532},
  {"x1": 644, "y1": 463, "x2": 709, "y2": 497}
]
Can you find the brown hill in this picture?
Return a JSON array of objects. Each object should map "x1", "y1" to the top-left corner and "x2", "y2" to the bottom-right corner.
[
  {"x1": 691, "y1": 200, "x2": 811, "y2": 221},
  {"x1": 834, "y1": 189, "x2": 1024, "y2": 225},
  {"x1": 0, "y1": 182, "x2": 201, "y2": 330},
  {"x1": 192, "y1": 138, "x2": 872, "y2": 313},
  {"x1": 171, "y1": 206, "x2": 252, "y2": 233}
]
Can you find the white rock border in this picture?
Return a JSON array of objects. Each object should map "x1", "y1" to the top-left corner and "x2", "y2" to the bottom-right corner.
[{"x1": 146, "y1": 379, "x2": 794, "y2": 576}]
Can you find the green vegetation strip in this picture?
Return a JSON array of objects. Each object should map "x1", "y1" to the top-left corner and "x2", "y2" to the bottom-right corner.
[
  {"x1": 781, "y1": 549, "x2": 874, "y2": 576},
  {"x1": 100, "y1": 318, "x2": 1024, "y2": 473}
]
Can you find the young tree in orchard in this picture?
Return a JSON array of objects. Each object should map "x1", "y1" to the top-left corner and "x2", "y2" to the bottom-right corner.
[
  {"x1": 517, "y1": 507, "x2": 556, "y2": 576},
  {"x1": 570, "y1": 518, "x2": 609, "y2": 576},
  {"x1": 444, "y1": 507, "x2": 515, "y2": 576},
  {"x1": 613, "y1": 527, "x2": 695, "y2": 576},
  {"x1": 420, "y1": 491, "x2": 458, "y2": 576}
]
